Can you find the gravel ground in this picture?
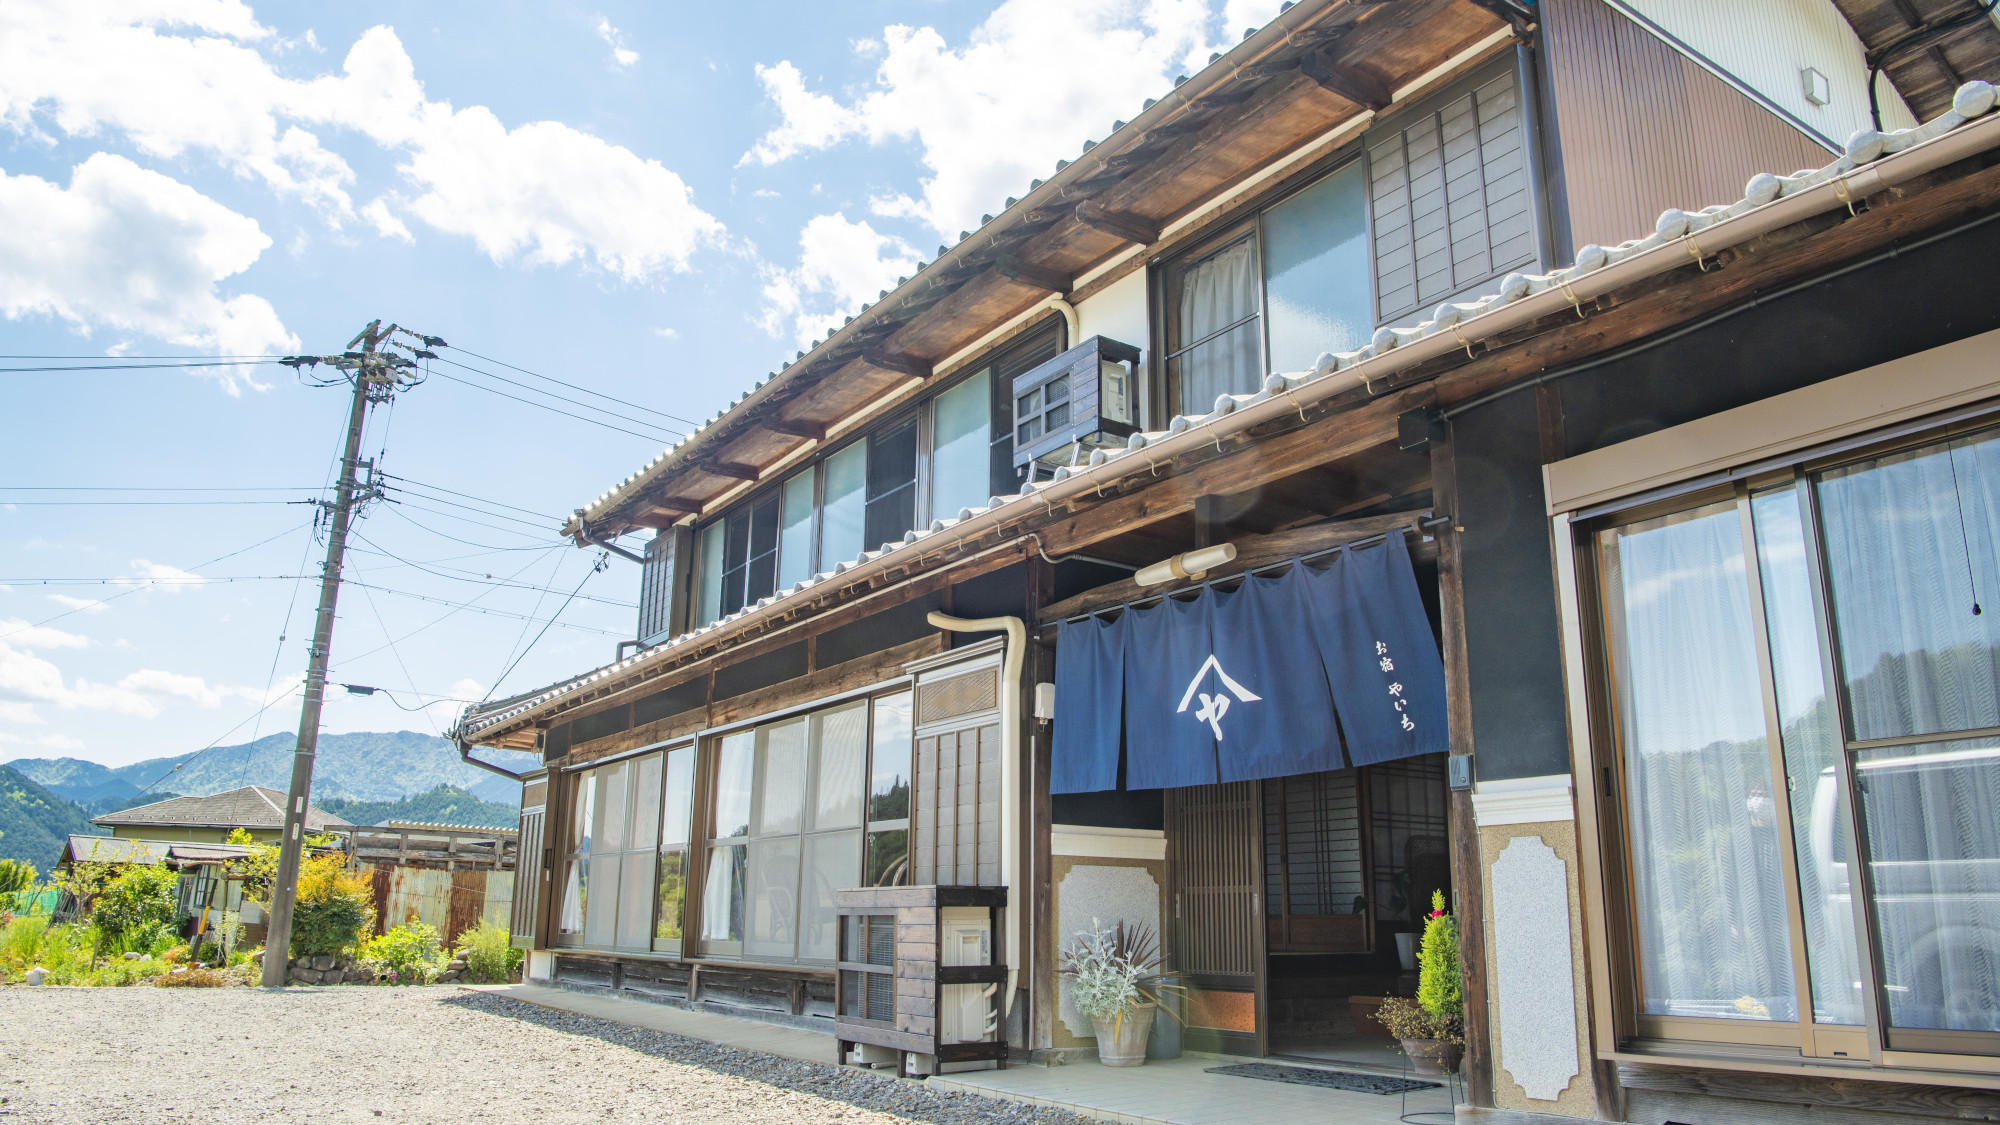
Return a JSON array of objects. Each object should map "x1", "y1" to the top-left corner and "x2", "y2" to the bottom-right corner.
[{"x1": 0, "y1": 987, "x2": 1097, "y2": 1125}]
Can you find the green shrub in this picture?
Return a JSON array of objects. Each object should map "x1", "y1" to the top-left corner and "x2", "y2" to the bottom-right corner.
[
  {"x1": 85, "y1": 957, "x2": 169, "y2": 987},
  {"x1": 457, "y1": 920, "x2": 523, "y2": 983},
  {"x1": 2, "y1": 915, "x2": 50, "y2": 973},
  {"x1": 0, "y1": 859, "x2": 35, "y2": 896},
  {"x1": 34, "y1": 923, "x2": 104, "y2": 985},
  {"x1": 289, "y1": 854, "x2": 375, "y2": 957},
  {"x1": 92, "y1": 865, "x2": 178, "y2": 946},
  {"x1": 360, "y1": 921, "x2": 447, "y2": 984},
  {"x1": 1415, "y1": 890, "x2": 1463, "y2": 1025}
]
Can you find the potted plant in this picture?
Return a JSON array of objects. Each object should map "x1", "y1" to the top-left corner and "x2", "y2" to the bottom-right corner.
[
  {"x1": 1061, "y1": 919, "x2": 1181, "y2": 1067},
  {"x1": 1375, "y1": 891, "x2": 1464, "y2": 1075}
]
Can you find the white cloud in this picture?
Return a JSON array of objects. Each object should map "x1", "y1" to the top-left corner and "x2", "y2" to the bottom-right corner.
[
  {"x1": 2, "y1": 7, "x2": 723, "y2": 286},
  {"x1": 758, "y1": 213, "x2": 922, "y2": 347},
  {"x1": 361, "y1": 197, "x2": 412, "y2": 242},
  {"x1": 0, "y1": 730, "x2": 85, "y2": 752},
  {"x1": 741, "y1": 0, "x2": 1247, "y2": 238},
  {"x1": 596, "y1": 17, "x2": 639, "y2": 68},
  {"x1": 125, "y1": 559, "x2": 208, "y2": 592},
  {"x1": 652, "y1": 326, "x2": 679, "y2": 340},
  {"x1": 0, "y1": 700, "x2": 44, "y2": 725},
  {"x1": 0, "y1": 154, "x2": 297, "y2": 388},
  {"x1": 0, "y1": 619, "x2": 89, "y2": 650},
  {"x1": 117, "y1": 667, "x2": 271, "y2": 709},
  {"x1": 47, "y1": 594, "x2": 112, "y2": 614},
  {"x1": 0, "y1": 640, "x2": 158, "y2": 717}
]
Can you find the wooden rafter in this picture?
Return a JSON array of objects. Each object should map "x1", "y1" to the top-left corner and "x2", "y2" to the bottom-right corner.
[
  {"x1": 994, "y1": 256, "x2": 1073, "y2": 293},
  {"x1": 864, "y1": 348, "x2": 931, "y2": 381},
  {"x1": 1073, "y1": 201, "x2": 1162, "y2": 246},
  {"x1": 707, "y1": 461, "x2": 762, "y2": 482},
  {"x1": 1301, "y1": 46, "x2": 1394, "y2": 111}
]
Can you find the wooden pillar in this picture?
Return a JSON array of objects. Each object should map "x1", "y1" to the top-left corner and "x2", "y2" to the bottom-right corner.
[
  {"x1": 1430, "y1": 425, "x2": 1495, "y2": 1108},
  {"x1": 1024, "y1": 556, "x2": 1056, "y2": 1053}
]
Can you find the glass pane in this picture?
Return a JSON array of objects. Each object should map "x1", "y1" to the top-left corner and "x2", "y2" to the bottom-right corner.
[
  {"x1": 799, "y1": 831, "x2": 860, "y2": 961},
  {"x1": 755, "y1": 719, "x2": 806, "y2": 836},
  {"x1": 696, "y1": 521, "x2": 724, "y2": 627},
  {"x1": 1175, "y1": 234, "x2": 1260, "y2": 408},
  {"x1": 866, "y1": 829, "x2": 910, "y2": 886},
  {"x1": 713, "y1": 732, "x2": 755, "y2": 838},
  {"x1": 662, "y1": 746, "x2": 694, "y2": 846},
  {"x1": 870, "y1": 691, "x2": 913, "y2": 822},
  {"x1": 1262, "y1": 162, "x2": 1371, "y2": 373},
  {"x1": 1816, "y1": 430, "x2": 2000, "y2": 741},
  {"x1": 812, "y1": 702, "x2": 868, "y2": 830},
  {"x1": 1175, "y1": 320, "x2": 1261, "y2": 416},
  {"x1": 616, "y1": 848, "x2": 654, "y2": 950},
  {"x1": 932, "y1": 369, "x2": 991, "y2": 521},
  {"x1": 583, "y1": 854, "x2": 620, "y2": 947},
  {"x1": 1751, "y1": 488, "x2": 1865, "y2": 1025},
  {"x1": 630, "y1": 753, "x2": 663, "y2": 852},
  {"x1": 746, "y1": 837, "x2": 803, "y2": 960},
  {"x1": 779, "y1": 470, "x2": 815, "y2": 589},
  {"x1": 653, "y1": 848, "x2": 685, "y2": 949},
  {"x1": 700, "y1": 844, "x2": 745, "y2": 946},
  {"x1": 1601, "y1": 501, "x2": 1797, "y2": 1021},
  {"x1": 572, "y1": 771, "x2": 594, "y2": 857},
  {"x1": 1854, "y1": 740, "x2": 2000, "y2": 1034},
  {"x1": 821, "y1": 442, "x2": 866, "y2": 571},
  {"x1": 747, "y1": 497, "x2": 779, "y2": 603},
  {"x1": 593, "y1": 761, "x2": 629, "y2": 853},
  {"x1": 558, "y1": 859, "x2": 586, "y2": 935},
  {"x1": 865, "y1": 419, "x2": 918, "y2": 550}
]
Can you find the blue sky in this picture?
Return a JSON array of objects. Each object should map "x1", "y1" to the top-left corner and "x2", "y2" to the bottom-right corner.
[{"x1": 0, "y1": 0, "x2": 1282, "y2": 768}]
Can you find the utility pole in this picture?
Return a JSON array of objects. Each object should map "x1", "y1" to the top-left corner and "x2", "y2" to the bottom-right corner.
[{"x1": 261, "y1": 320, "x2": 431, "y2": 987}]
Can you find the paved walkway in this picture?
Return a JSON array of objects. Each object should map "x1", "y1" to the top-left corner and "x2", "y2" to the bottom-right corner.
[
  {"x1": 480, "y1": 985, "x2": 1455, "y2": 1125},
  {"x1": 467, "y1": 983, "x2": 835, "y2": 1063}
]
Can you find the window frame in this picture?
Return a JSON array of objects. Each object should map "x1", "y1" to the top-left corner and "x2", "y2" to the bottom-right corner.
[
  {"x1": 1154, "y1": 150, "x2": 1375, "y2": 418},
  {"x1": 1568, "y1": 413, "x2": 2000, "y2": 1071}
]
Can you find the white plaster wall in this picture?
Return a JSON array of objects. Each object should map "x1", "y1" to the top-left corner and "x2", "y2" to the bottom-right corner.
[
  {"x1": 1072, "y1": 270, "x2": 1153, "y2": 427},
  {"x1": 1054, "y1": 863, "x2": 1162, "y2": 1040},
  {"x1": 1614, "y1": 0, "x2": 1919, "y2": 142}
]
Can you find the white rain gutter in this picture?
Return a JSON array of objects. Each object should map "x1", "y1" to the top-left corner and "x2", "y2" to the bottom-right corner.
[
  {"x1": 464, "y1": 96, "x2": 2000, "y2": 742},
  {"x1": 924, "y1": 611, "x2": 1028, "y2": 1031}
]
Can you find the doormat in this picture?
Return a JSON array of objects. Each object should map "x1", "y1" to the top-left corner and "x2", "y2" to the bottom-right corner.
[{"x1": 1204, "y1": 1062, "x2": 1439, "y2": 1095}]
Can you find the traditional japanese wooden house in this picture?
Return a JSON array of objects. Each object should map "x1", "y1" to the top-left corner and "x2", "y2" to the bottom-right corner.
[{"x1": 455, "y1": 1, "x2": 2000, "y2": 1121}]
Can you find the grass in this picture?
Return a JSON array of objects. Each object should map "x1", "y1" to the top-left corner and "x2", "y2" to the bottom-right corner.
[{"x1": 1, "y1": 915, "x2": 196, "y2": 986}]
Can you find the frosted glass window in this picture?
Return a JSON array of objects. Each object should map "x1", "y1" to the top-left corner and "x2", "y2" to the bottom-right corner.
[
  {"x1": 820, "y1": 442, "x2": 866, "y2": 571},
  {"x1": 746, "y1": 837, "x2": 803, "y2": 960},
  {"x1": 755, "y1": 720, "x2": 806, "y2": 836},
  {"x1": 695, "y1": 521, "x2": 724, "y2": 627},
  {"x1": 779, "y1": 469, "x2": 815, "y2": 589},
  {"x1": 714, "y1": 731, "x2": 754, "y2": 838},
  {"x1": 811, "y1": 703, "x2": 868, "y2": 831},
  {"x1": 629, "y1": 753, "x2": 662, "y2": 852},
  {"x1": 702, "y1": 845, "x2": 745, "y2": 946},
  {"x1": 1262, "y1": 162, "x2": 1371, "y2": 373},
  {"x1": 661, "y1": 746, "x2": 694, "y2": 846},
  {"x1": 593, "y1": 761, "x2": 628, "y2": 853},
  {"x1": 799, "y1": 831, "x2": 860, "y2": 962},
  {"x1": 583, "y1": 854, "x2": 620, "y2": 948},
  {"x1": 931, "y1": 370, "x2": 991, "y2": 521},
  {"x1": 616, "y1": 851, "x2": 653, "y2": 949}
]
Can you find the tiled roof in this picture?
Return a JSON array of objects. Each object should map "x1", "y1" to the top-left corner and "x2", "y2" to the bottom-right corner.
[
  {"x1": 459, "y1": 80, "x2": 2000, "y2": 743},
  {"x1": 60, "y1": 835, "x2": 255, "y2": 866},
  {"x1": 91, "y1": 785, "x2": 350, "y2": 831}
]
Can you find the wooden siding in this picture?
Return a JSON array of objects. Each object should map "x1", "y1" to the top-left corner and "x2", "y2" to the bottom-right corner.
[
  {"x1": 1541, "y1": 0, "x2": 1837, "y2": 252},
  {"x1": 1368, "y1": 60, "x2": 1540, "y2": 325},
  {"x1": 911, "y1": 722, "x2": 1001, "y2": 886},
  {"x1": 637, "y1": 526, "x2": 689, "y2": 647},
  {"x1": 510, "y1": 805, "x2": 545, "y2": 945}
]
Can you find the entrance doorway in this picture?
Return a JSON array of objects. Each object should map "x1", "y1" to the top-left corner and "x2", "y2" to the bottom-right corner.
[{"x1": 1167, "y1": 754, "x2": 1452, "y2": 1066}]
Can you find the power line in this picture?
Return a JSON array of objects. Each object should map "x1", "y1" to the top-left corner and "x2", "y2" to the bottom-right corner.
[
  {"x1": 344, "y1": 581, "x2": 626, "y2": 636},
  {"x1": 0, "y1": 360, "x2": 280, "y2": 373},
  {"x1": 482, "y1": 551, "x2": 611, "y2": 701},
  {"x1": 378, "y1": 486, "x2": 557, "y2": 532},
  {"x1": 378, "y1": 475, "x2": 564, "y2": 523},
  {"x1": 331, "y1": 545, "x2": 567, "y2": 669},
  {"x1": 0, "y1": 486, "x2": 320, "y2": 492},
  {"x1": 0, "y1": 499, "x2": 314, "y2": 507},
  {"x1": 378, "y1": 505, "x2": 560, "y2": 553},
  {"x1": 425, "y1": 363, "x2": 682, "y2": 445},
  {"x1": 0, "y1": 353, "x2": 288, "y2": 360},
  {"x1": 445, "y1": 344, "x2": 706, "y2": 430},
  {"x1": 385, "y1": 497, "x2": 562, "y2": 541},
  {"x1": 0, "y1": 523, "x2": 310, "y2": 641},
  {"x1": 133, "y1": 685, "x2": 304, "y2": 796},
  {"x1": 348, "y1": 534, "x2": 637, "y2": 608}
]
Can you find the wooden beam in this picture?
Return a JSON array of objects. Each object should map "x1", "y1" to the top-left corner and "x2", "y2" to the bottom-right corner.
[
  {"x1": 706, "y1": 461, "x2": 762, "y2": 482},
  {"x1": 994, "y1": 255, "x2": 1072, "y2": 294},
  {"x1": 864, "y1": 348, "x2": 931, "y2": 381},
  {"x1": 1036, "y1": 508, "x2": 1433, "y2": 624},
  {"x1": 764, "y1": 417, "x2": 826, "y2": 441},
  {"x1": 1301, "y1": 46, "x2": 1394, "y2": 111},
  {"x1": 1073, "y1": 200, "x2": 1161, "y2": 246}
]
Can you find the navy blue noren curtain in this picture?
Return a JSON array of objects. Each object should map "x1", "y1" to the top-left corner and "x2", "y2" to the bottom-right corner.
[
  {"x1": 1051, "y1": 613, "x2": 1126, "y2": 794},
  {"x1": 1301, "y1": 532, "x2": 1449, "y2": 766}
]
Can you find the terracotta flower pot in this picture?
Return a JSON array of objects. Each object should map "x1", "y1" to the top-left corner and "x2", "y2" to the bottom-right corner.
[
  {"x1": 1400, "y1": 1036, "x2": 1463, "y2": 1076},
  {"x1": 1092, "y1": 1002, "x2": 1157, "y2": 1067}
]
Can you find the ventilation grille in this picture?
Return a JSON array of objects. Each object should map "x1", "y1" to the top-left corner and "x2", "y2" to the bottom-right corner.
[{"x1": 917, "y1": 670, "x2": 999, "y2": 725}]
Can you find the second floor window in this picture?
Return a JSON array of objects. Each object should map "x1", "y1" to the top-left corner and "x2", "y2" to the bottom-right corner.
[
  {"x1": 1163, "y1": 160, "x2": 1372, "y2": 414},
  {"x1": 690, "y1": 324, "x2": 1061, "y2": 628}
]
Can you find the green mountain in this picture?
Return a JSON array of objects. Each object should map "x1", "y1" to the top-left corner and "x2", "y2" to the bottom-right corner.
[
  {"x1": 9, "y1": 731, "x2": 535, "y2": 811},
  {"x1": 319, "y1": 784, "x2": 520, "y2": 829},
  {"x1": 0, "y1": 765, "x2": 104, "y2": 870}
]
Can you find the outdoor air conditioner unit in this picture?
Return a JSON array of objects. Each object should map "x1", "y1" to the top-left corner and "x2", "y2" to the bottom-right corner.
[{"x1": 1011, "y1": 336, "x2": 1141, "y2": 476}]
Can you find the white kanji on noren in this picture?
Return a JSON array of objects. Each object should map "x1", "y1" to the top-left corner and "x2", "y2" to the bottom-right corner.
[{"x1": 1176, "y1": 654, "x2": 1263, "y2": 740}]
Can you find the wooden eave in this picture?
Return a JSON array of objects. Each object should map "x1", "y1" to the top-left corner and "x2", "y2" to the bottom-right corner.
[
  {"x1": 568, "y1": 0, "x2": 1513, "y2": 541},
  {"x1": 1831, "y1": 0, "x2": 2000, "y2": 120},
  {"x1": 477, "y1": 141, "x2": 2000, "y2": 748}
]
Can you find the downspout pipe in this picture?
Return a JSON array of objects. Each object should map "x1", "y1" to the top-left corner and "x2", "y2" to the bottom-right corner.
[
  {"x1": 925, "y1": 611, "x2": 1028, "y2": 1035},
  {"x1": 453, "y1": 731, "x2": 533, "y2": 782}
]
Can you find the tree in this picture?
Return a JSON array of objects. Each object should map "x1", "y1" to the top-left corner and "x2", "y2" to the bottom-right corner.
[
  {"x1": 93, "y1": 864, "x2": 178, "y2": 945},
  {"x1": 0, "y1": 858, "x2": 35, "y2": 896}
]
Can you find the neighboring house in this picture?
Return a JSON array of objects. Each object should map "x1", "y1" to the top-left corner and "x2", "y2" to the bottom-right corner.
[
  {"x1": 454, "y1": 2, "x2": 2000, "y2": 1123},
  {"x1": 93, "y1": 786, "x2": 350, "y2": 844},
  {"x1": 56, "y1": 835, "x2": 254, "y2": 952},
  {"x1": 345, "y1": 822, "x2": 518, "y2": 944}
]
